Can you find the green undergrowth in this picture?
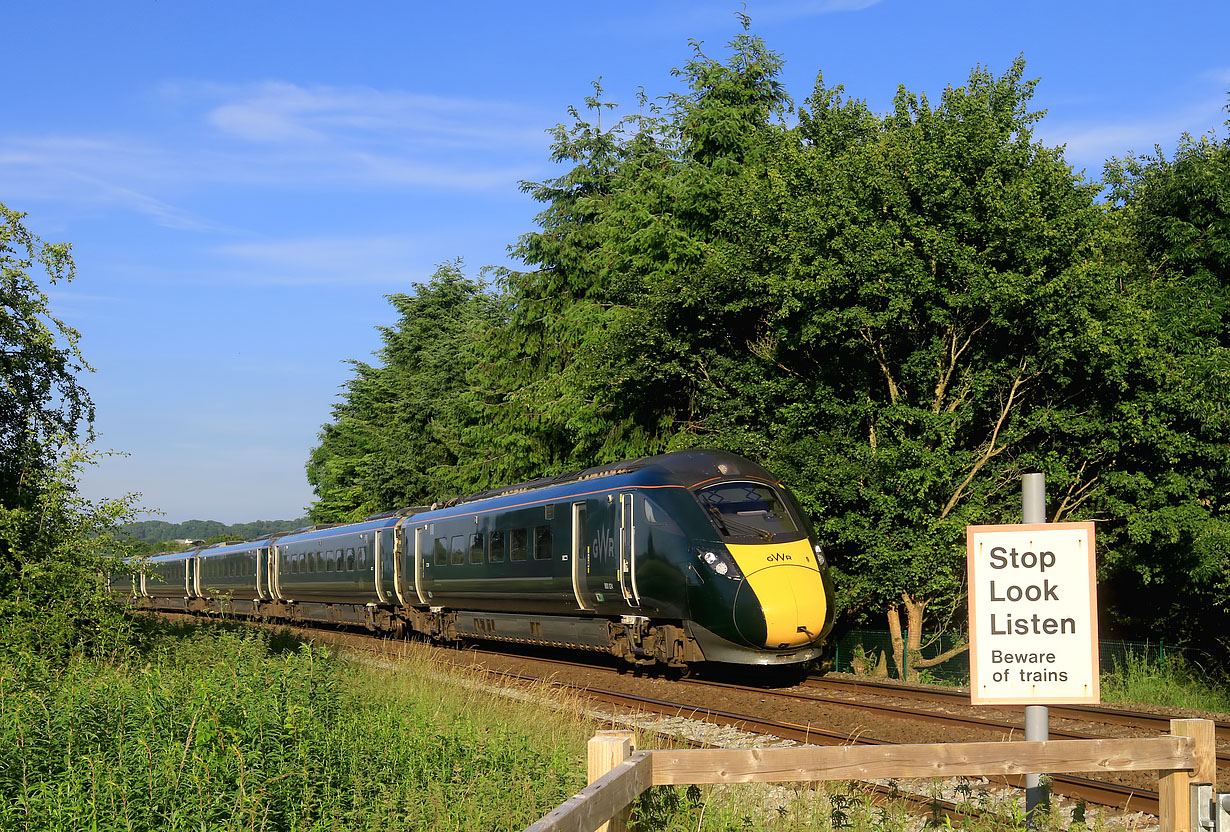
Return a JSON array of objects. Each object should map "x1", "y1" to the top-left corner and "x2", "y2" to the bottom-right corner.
[
  {"x1": 1099, "y1": 651, "x2": 1230, "y2": 713},
  {"x1": 0, "y1": 621, "x2": 590, "y2": 831}
]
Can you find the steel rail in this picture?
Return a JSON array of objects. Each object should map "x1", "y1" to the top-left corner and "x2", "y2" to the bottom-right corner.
[{"x1": 805, "y1": 676, "x2": 1230, "y2": 742}]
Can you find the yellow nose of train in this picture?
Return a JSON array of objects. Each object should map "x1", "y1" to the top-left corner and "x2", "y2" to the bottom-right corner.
[{"x1": 728, "y1": 539, "x2": 829, "y2": 649}]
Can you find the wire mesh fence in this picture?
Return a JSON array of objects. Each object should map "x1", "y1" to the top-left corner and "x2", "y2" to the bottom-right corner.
[{"x1": 831, "y1": 628, "x2": 1179, "y2": 686}]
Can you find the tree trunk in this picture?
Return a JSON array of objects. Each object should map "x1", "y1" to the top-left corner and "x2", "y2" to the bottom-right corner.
[
  {"x1": 902, "y1": 593, "x2": 926, "y2": 682},
  {"x1": 886, "y1": 604, "x2": 905, "y2": 680}
]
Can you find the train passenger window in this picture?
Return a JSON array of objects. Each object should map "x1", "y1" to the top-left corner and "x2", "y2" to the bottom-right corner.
[
  {"x1": 357, "y1": 546, "x2": 366, "y2": 568},
  {"x1": 469, "y1": 533, "x2": 484, "y2": 564},
  {"x1": 329, "y1": 550, "x2": 337, "y2": 571},
  {"x1": 510, "y1": 529, "x2": 528, "y2": 561},
  {"x1": 433, "y1": 537, "x2": 448, "y2": 565},
  {"x1": 533, "y1": 526, "x2": 552, "y2": 560},
  {"x1": 346, "y1": 548, "x2": 356, "y2": 571},
  {"x1": 488, "y1": 530, "x2": 506, "y2": 562},
  {"x1": 450, "y1": 536, "x2": 465, "y2": 565}
]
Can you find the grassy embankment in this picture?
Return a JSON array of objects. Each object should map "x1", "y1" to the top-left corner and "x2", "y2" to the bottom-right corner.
[
  {"x1": 1099, "y1": 651, "x2": 1230, "y2": 713},
  {"x1": 0, "y1": 622, "x2": 588, "y2": 832},
  {"x1": 0, "y1": 620, "x2": 1125, "y2": 832}
]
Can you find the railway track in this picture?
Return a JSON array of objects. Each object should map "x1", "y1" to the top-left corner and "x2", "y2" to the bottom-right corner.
[{"x1": 805, "y1": 676, "x2": 1230, "y2": 743}]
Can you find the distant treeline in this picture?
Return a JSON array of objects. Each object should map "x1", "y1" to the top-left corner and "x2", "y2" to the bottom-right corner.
[{"x1": 121, "y1": 519, "x2": 309, "y2": 547}]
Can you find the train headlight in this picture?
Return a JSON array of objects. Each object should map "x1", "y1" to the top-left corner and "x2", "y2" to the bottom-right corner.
[
  {"x1": 695, "y1": 548, "x2": 742, "y2": 580},
  {"x1": 813, "y1": 544, "x2": 827, "y2": 570}
]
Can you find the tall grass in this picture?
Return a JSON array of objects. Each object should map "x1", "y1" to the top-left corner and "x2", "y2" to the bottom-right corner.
[
  {"x1": 0, "y1": 624, "x2": 589, "y2": 831},
  {"x1": 1099, "y1": 650, "x2": 1230, "y2": 713}
]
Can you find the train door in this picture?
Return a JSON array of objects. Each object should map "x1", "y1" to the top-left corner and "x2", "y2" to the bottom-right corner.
[
  {"x1": 413, "y1": 526, "x2": 428, "y2": 604},
  {"x1": 373, "y1": 527, "x2": 389, "y2": 603},
  {"x1": 391, "y1": 519, "x2": 409, "y2": 605},
  {"x1": 187, "y1": 556, "x2": 197, "y2": 597},
  {"x1": 256, "y1": 547, "x2": 269, "y2": 600},
  {"x1": 619, "y1": 492, "x2": 641, "y2": 606},
  {"x1": 270, "y1": 545, "x2": 282, "y2": 600},
  {"x1": 571, "y1": 503, "x2": 593, "y2": 611}
]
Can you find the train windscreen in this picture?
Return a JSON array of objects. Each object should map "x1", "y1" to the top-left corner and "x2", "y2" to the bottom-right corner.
[{"x1": 694, "y1": 482, "x2": 801, "y2": 541}]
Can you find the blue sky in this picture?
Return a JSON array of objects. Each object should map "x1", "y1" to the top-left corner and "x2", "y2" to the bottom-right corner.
[{"x1": 6, "y1": 1, "x2": 1228, "y2": 524}]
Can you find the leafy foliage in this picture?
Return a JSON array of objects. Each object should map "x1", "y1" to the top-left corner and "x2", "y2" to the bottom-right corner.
[
  {"x1": 1097, "y1": 113, "x2": 1230, "y2": 645},
  {"x1": 0, "y1": 206, "x2": 142, "y2": 664},
  {"x1": 0, "y1": 202, "x2": 94, "y2": 514},
  {"x1": 307, "y1": 262, "x2": 503, "y2": 521}
]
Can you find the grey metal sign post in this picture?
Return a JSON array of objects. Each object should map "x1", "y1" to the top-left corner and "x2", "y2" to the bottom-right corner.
[{"x1": 1022, "y1": 473, "x2": 1050, "y2": 827}]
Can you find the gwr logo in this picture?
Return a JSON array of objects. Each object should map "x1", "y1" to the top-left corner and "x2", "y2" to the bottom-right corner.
[{"x1": 766, "y1": 553, "x2": 793, "y2": 562}]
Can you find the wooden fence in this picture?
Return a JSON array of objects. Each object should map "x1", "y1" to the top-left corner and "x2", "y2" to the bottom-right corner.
[{"x1": 524, "y1": 718, "x2": 1216, "y2": 832}]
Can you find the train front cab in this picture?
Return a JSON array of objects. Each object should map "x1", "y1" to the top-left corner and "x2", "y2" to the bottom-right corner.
[{"x1": 686, "y1": 477, "x2": 834, "y2": 664}]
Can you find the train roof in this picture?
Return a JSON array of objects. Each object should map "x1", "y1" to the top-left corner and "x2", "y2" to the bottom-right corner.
[{"x1": 455, "y1": 449, "x2": 779, "y2": 506}]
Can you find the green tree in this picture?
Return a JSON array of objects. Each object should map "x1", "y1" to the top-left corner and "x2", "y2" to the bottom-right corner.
[
  {"x1": 0, "y1": 444, "x2": 142, "y2": 661},
  {"x1": 1097, "y1": 107, "x2": 1230, "y2": 651},
  {"x1": 486, "y1": 26, "x2": 795, "y2": 476},
  {"x1": 0, "y1": 204, "x2": 138, "y2": 661},
  {"x1": 591, "y1": 56, "x2": 1123, "y2": 676},
  {"x1": 1, "y1": 203, "x2": 94, "y2": 509},
  {"x1": 307, "y1": 262, "x2": 502, "y2": 520},
  {"x1": 307, "y1": 29, "x2": 1230, "y2": 669}
]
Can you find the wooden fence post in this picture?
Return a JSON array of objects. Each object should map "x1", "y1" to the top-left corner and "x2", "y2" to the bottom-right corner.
[
  {"x1": 1160, "y1": 718, "x2": 1216, "y2": 832},
  {"x1": 1171, "y1": 718, "x2": 1217, "y2": 788},
  {"x1": 588, "y1": 731, "x2": 636, "y2": 832}
]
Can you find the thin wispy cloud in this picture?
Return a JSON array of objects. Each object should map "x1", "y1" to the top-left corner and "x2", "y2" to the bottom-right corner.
[
  {"x1": 191, "y1": 82, "x2": 547, "y2": 150},
  {"x1": 752, "y1": 0, "x2": 883, "y2": 21},
  {"x1": 1040, "y1": 93, "x2": 1229, "y2": 171},
  {"x1": 213, "y1": 234, "x2": 430, "y2": 287},
  {"x1": 0, "y1": 81, "x2": 552, "y2": 231}
]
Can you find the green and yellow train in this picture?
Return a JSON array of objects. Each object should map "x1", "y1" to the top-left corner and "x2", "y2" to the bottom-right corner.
[{"x1": 117, "y1": 450, "x2": 834, "y2": 667}]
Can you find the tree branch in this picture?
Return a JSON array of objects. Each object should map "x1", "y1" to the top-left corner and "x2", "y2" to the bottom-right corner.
[
  {"x1": 931, "y1": 321, "x2": 986, "y2": 414},
  {"x1": 1052, "y1": 461, "x2": 1101, "y2": 521},
  {"x1": 938, "y1": 370, "x2": 1035, "y2": 521},
  {"x1": 859, "y1": 327, "x2": 900, "y2": 405}
]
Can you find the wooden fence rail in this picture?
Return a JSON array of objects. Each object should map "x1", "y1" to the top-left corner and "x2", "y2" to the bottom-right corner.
[{"x1": 524, "y1": 718, "x2": 1216, "y2": 832}]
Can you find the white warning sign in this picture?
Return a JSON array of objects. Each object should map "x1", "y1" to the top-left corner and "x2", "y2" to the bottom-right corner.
[{"x1": 967, "y1": 523, "x2": 1099, "y2": 705}]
